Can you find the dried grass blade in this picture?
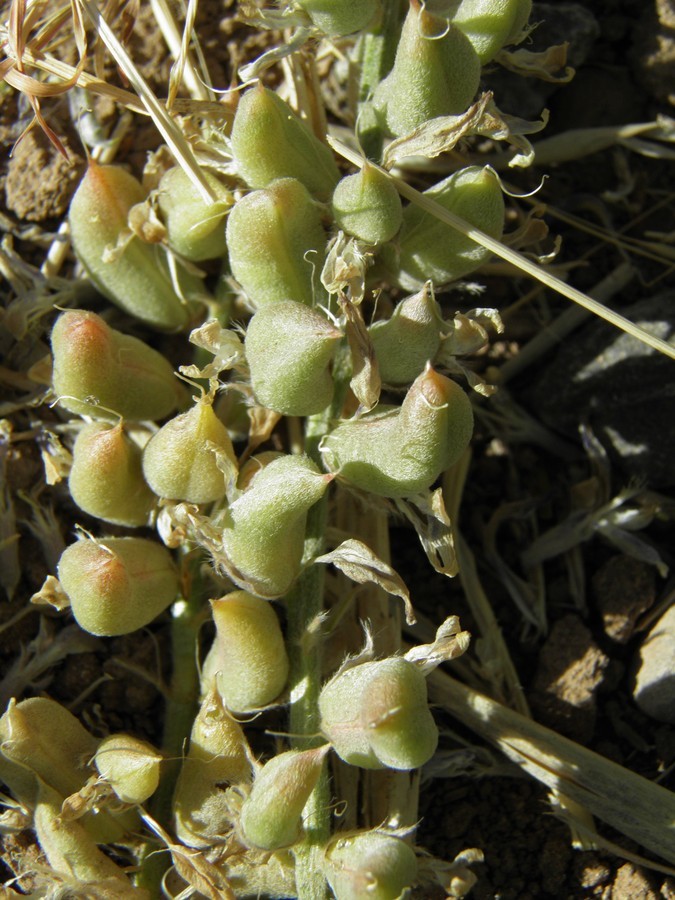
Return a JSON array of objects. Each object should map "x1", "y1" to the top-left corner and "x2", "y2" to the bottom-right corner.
[{"x1": 150, "y1": 0, "x2": 210, "y2": 105}]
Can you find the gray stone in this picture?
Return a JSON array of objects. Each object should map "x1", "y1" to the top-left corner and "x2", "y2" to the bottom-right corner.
[{"x1": 633, "y1": 605, "x2": 675, "y2": 724}]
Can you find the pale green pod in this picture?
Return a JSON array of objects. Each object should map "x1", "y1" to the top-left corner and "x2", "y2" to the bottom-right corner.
[
  {"x1": 323, "y1": 832, "x2": 418, "y2": 900},
  {"x1": 331, "y1": 163, "x2": 403, "y2": 246},
  {"x1": 68, "y1": 422, "x2": 155, "y2": 527},
  {"x1": 369, "y1": 284, "x2": 444, "y2": 385},
  {"x1": 69, "y1": 162, "x2": 198, "y2": 331},
  {"x1": 373, "y1": 2, "x2": 481, "y2": 137},
  {"x1": 320, "y1": 365, "x2": 473, "y2": 497},
  {"x1": 245, "y1": 301, "x2": 341, "y2": 415},
  {"x1": 240, "y1": 746, "x2": 329, "y2": 850},
  {"x1": 453, "y1": 0, "x2": 532, "y2": 62},
  {"x1": 219, "y1": 454, "x2": 332, "y2": 598},
  {"x1": 319, "y1": 657, "x2": 438, "y2": 770},
  {"x1": 57, "y1": 536, "x2": 179, "y2": 636},
  {"x1": 226, "y1": 178, "x2": 327, "y2": 309},
  {"x1": 231, "y1": 85, "x2": 340, "y2": 200},
  {"x1": 142, "y1": 393, "x2": 237, "y2": 503},
  {"x1": 295, "y1": 0, "x2": 380, "y2": 35},
  {"x1": 203, "y1": 591, "x2": 289, "y2": 712},
  {"x1": 94, "y1": 734, "x2": 162, "y2": 805},
  {"x1": 51, "y1": 310, "x2": 184, "y2": 422},
  {"x1": 386, "y1": 166, "x2": 505, "y2": 291},
  {"x1": 158, "y1": 166, "x2": 232, "y2": 261}
]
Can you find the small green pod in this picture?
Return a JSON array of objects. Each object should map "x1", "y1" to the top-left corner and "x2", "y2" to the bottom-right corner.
[
  {"x1": 331, "y1": 163, "x2": 403, "y2": 246},
  {"x1": 295, "y1": 0, "x2": 380, "y2": 35},
  {"x1": 323, "y1": 832, "x2": 419, "y2": 900},
  {"x1": 240, "y1": 746, "x2": 329, "y2": 850},
  {"x1": 321, "y1": 365, "x2": 473, "y2": 497},
  {"x1": 231, "y1": 85, "x2": 340, "y2": 200},
  {"x1": 226, "y1": 178, "x2": 327, "y2": 309},
  {"x1": 319, "y1": 657, "x2": 438, "y2": 770},
  {"x1": 51, "y1": 310, "x2": 184, "y2": 422},
  {"x1": 68, "y1": 422, "x2": 155, "y2": 527},
  {"x1": 57, "y1": 536, "x2": 179, "y2": 636},
  {"x1": 69, "y1": 162, "x2": 197, "y2": 331},
  {"x1": 202, "y1": 591, "x2": 289, "y2": 712},
  {"x1": 453, "y1": 0, "x2": 532, "y2": 62},
  {"x1": 245, "y1": 301, "x2": 341, "y2": 415},
  {"x1": 373, "y1": 2, "x2": 481, "y2": 137},
  {"x1": 369, "y1": 283, "x2": 444, "y2": 385},
  {"x1": 158, "y1": 166, "x2": 232, "y2": 262},
  {"x1": 94, "y1": 734, "x2": 162, "y2": 805},
  {"x1": 142, "y1": 393, "x2": 236, "y2": 504},
  {"x1": 218, "y1": 454, "x2": 332, "y2": 598},
  {"x1": 386, "y1": 166, "x2": 505, "y2": 291}
]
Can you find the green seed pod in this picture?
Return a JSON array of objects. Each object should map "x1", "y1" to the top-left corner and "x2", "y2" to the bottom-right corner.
[
  {"x1": 68, "y1": 422, "x2": 155, "y2": 527},
  {"x1": 231, "y1": 85, "x2": 340, "y2": 200},
  {"x1": 240, "y1": 746, "x2": 329, "y2": 850},
  {"x1": 319, "y1": 657, "x2": 438, "y2": 770},
  {"x1": 331, "y1": 163, "x2": 403, "y2": 246},
  {"x1": 69, "y1": 162, "x2": 196, "y2": 331},
  {"x1": 453, "y1": 0, "x2": 532, "y2": 62},
  {"x1": 51, "y1": 310, "x2": 184, "y2": 422},
  {"x1": 245, "y1": 301, "x2": 341, "y2": 415},
  {"x1": 158, "y1": 166, "x2": 232, "y2": 262},
  {"x1": 203, "y1": 591, "x2": 289, "y2": 712},
  {"x1": 386, "y1": 166, "x2": 505, "y2": 291},
  {"x1": 323, "y1": 831, "x2": 418, "y2": 900},
  {"x1": 94, "y1": 734, "x2": 162, "y2": 805},
  {"x1": 174, "y1": 688, "x2": 251, "y2": 848},
  {"x1": 369, "y1": 283, "x2": 444, "y2": 385},
  {"x1": 321, "y1": 365, "x2": 473, "y2": 497},
  {"x1": 226, "y1": 178, "x2": 327, "y2": 309},
  {"x1": 218, "y1": 454, "x2": 332, "y2": 598},
  {"x1": 57, "y1": 536, "x2": 179, "y2": 636},
  {"x1": 142, "y1": 393, "x2": 236, "y2": 503},
  {"x1": 295, "y1": 0, "x2": 380, "y2": 35},
  {"x1": 373, "y1": 2, "x2": 481, "y2": 137}
]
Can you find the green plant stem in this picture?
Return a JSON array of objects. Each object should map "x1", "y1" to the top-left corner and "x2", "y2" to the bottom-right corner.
[{"x1": 357, "y1": 0, "x2": 403, "y2": 159}]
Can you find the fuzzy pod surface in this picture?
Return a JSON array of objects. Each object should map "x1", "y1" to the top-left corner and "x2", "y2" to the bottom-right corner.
[
  {"x1": 94, "y1": 734, "x2": 162, "y2": 805},
  {"x1": 331, "y1": 163, "x2": 403, "y2": 245},
  {"x1": 453, "y1": 0, "x2": 532, "y2": 62},
  {"x1": 158, "y1": 166, "x2": 231, "y2": 261},
  {"x1": 295, "y1": 0, "x2": 380, "y2": 35},
  {"x1": 323, "y1": 831, "x2": 419, "y2": 900}
]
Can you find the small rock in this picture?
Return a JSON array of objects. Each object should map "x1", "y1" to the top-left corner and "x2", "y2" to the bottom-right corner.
[
  {"x1": 611, "y1": 863, "x2": 658, "y2": 900},
  {"x1": 633, "y1": 605, "x2": 675, "y2": 724},
  {"x1": 630, "y1": 0, "x2": 675, "y2": 105},
  {"x1": 5, "y1": 130, "x2": 84, "y2": 222},
  {"x1": 592, "y1": 555, "x2": 655, "y2": 643}
]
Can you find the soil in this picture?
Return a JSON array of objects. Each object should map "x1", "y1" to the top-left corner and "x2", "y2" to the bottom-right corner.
[{"x1": 1, "y1": 1, "x2": 674, "y2": 898}]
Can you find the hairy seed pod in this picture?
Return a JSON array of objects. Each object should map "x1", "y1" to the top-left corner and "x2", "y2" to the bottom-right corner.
[
  {"x1": 453, "y1": 0, "x2": 532, "y2": 62},
  {"x1": 331, "y1": 163, "x2": 403, "y2": 246},
  {"x1": 57, "y1": 536, "x2": 179, "y2": 636},
  {"x1": 240, "y1": 746, "x2": 329, "y2": 850},
  {"x1": 385, "y1": 166, "x2": 505, "y2": 291},
  {"x1": 142, "y1": 393, "x2": 236, "y2": 503},
  {"x1": 321, "y1": 365, "x2": 473, "y2": 497},
  {"x1": 158, "y1": 166, "x2": 231, "y2": 262},
  {"x1": 323, "y1": 831, "x2": 419, "y2": 900},
  {"x1": 226, "y1": 178, "x2": 327, "y2": 309},
  {"x1": 245, "y1": 301, "x2": 341, "y2": 415},
  {"x1": 231, "y1": 85, "x2": 340, "y2": 200},
  {"x1": 94, "y1": 734, "x2": 162, "y2": 805},
  {"x1": 319, "y1": 657, "x2": 438, "y2": 770},
  {"x1": 295, "y1": 0, "x2": 380, "y2": 35},
  {"x1": 203, "y1": 591, "x2": 289, "y2": 712},
  {"x1": 68, "y1": 422, "x2": 155, "y2": 526},
  {"x1": 51, "y1": 310, "x2": 184, "y2": 422},
  {"x1": 69, "y1": 162, "x2": 197, "y2": 331},
  {"x1": 373, "y1": 2, "x2": 481, "y2": 137}
]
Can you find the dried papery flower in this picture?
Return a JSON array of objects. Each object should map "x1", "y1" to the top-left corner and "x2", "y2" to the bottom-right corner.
[
  {"x1": 453, "y1": 0, "x2": 532, "y2": 62},
  {"x1": 94, "y1": 734, "x2": 162, "y2": 805},
  {"x1": 69, "y1": 162, "x2": 197, "y2": 331},
  {"x1": 320, "y1": 365, "x2": 473, "y2": 497},
  {"x1": 231, "y1": 85, "x2": 340, "y2": 200},
  {"x1": 202, "y1": 591, "x2": 289, "y2": 712},
  {"x1": 319, "y1": 657, "x2": 438, "y2": 770},
  {"x1": 294, "y1": 0, "x2": 380, "y2": 35},
  {"x1": 369, "y1": 283, "x2": 444, "y2": 385},
  {"x1": 158, "y1": 165, "x2": 232, "y2": 261},
  {"x1": 373, "y1": 1, "x2": 481, "y2": 137},
  {"x1": 239, "y1": 745, "x2": 330, "y2": 850},
  {"x1": 331, "y1": 163, "x2": 403, "y2": 246},
  {"x1": 68, "y1": 422, "x2": 155, "y2": 527},
  {"x1": 226, "y1": 177, "x2": 328, "y2": 309},
  {"x1": 245, "y1": 301, "x2": 342, "y2": 415},
  {"x1": 142, "y1": 392, "x2": 237, "y2": 503},
  {"x1": 51, "y1": 310, "x2": 184, "y2": 422},
  {"x1": 322, "y1": 831, "x2": 419, "y2": 900},
  {"x1": 57, "y1": 536, "x2": 179, "y2": 636}
]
